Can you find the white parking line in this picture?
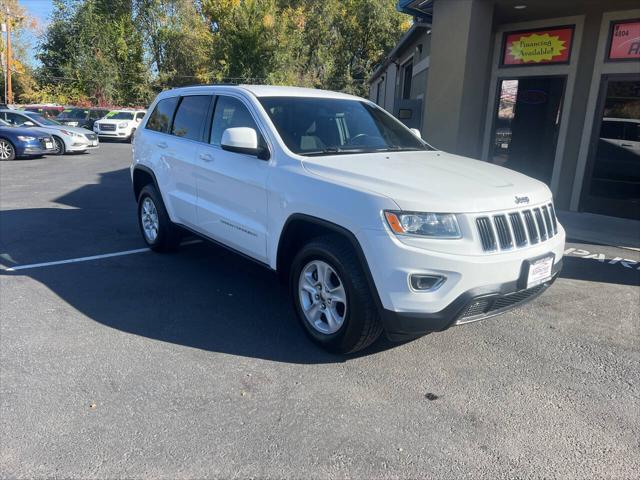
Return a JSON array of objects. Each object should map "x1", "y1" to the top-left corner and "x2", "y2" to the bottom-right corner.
[{"x1": 3, "y1": 240, "x2": 201, "y2": 272}]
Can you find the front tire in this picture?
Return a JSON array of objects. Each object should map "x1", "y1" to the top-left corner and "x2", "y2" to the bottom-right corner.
[
  {"x1": 290, "y1": 235, "x2": 382, "y2": 354},
  {"x1": 52, "y1": 136, "x2": 66, "y2": 155},
  {"x1": 0, "y1": 138, "x2": 16, "y2": 161},
  {"x1": 137, "y1": 184, "x2": 181, "y2": 252}
]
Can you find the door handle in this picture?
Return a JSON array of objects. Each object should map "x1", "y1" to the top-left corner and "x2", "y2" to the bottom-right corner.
[
  {"x1": 199, "y1": 153, "x2": 214, "y2": 162},
  {"x1": 157, "y1": 141, "x2": 168, "y2": 149}
]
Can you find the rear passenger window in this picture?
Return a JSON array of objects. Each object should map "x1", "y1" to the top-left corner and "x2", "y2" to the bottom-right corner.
[
  {"x1": 146, "y1": 97, "x2": 179, "y2": 134},
  {"x1": 171, "y1": 96, "x2": 212, "y2": 141},
  {"x1": 210, "y1": 96, "x2": 262, "y2": 146}
]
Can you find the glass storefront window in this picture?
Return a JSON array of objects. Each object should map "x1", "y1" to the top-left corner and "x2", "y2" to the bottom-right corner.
[
  {"x1": 582, "y1": 77, "x2": 639, "y2": 220},
  {"x1": 491, "y1": 77, "x2": 566, "y2": 185}
]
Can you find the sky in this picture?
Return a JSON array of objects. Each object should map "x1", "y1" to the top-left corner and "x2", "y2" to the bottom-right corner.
[{"x1": 17, "y1": 0, "x2": 55, "y2": 66}]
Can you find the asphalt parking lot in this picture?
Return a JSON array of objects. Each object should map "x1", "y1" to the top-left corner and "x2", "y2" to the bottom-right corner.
[{"x1": 1, "y1": 143, "x2": 639, "y2": 479}]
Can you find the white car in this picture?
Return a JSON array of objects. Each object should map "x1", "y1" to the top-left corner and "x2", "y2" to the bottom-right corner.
[
  {"x1": 94, "y1": 109, "x2": 146, "y2": 142},
  {"x1": 0, "y1": 109, "x2": 99, "y2": 155},
  {"x1": 131, "y1": 85, "x2": 565, "y2": 354}
]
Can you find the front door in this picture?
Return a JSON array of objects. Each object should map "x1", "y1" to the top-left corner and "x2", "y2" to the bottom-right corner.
[
  {"x1": 580, "y1": 75, "x2": 640, "y2": 220},
  {"x1": 195, "y1": 95, "x2": 270, "y2": 263},
  {"x1": 490, "y1": 76, "x2": 566, "y2": 185}
]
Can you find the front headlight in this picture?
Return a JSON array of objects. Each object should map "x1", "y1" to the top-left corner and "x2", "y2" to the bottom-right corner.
[
  {"x1": 119, "y1": 122, "x2": 129, "y2": 128},
  {"x1": 384, "y1": 211, "x2": 461, "y2": 238},
  {"x1": 17, "y1": 135, "x2": 36, "y2": 141}
]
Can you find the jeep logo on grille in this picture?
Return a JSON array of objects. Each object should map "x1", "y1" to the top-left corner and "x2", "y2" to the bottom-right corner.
[{"x1": 515, "y1": 195, "x2": 530, "y2": 205}]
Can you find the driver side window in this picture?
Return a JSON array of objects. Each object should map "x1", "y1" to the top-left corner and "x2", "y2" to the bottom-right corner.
[
  {"x1": 6, "y1": 113, "x2": 28, "y2": 127},
  {"x1": 210, "y1": 96, "x2": 264, "y2": 148}
]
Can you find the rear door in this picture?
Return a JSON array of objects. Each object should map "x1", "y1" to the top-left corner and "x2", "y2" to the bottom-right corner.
[
  {"x1": 195, "y1": 94, "x2": 270, "y2": 262},
  {"x1": 141, "y1": 96, "x2": 201, "y2": 228}
]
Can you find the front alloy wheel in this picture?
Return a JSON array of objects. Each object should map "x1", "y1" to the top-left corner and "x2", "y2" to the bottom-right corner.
[
  {"x1": 0, "y1": 139, "x2": 15, "y2": 161},
  {"x1": 298, "y1": 260, "x2": 348, "y2": 335},
  {"x1": 52, "y1": 137, "x2": 65, "y2": 155}
]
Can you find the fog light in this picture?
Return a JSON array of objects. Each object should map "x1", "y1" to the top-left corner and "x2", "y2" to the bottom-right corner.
[{"x1": 410, "y1": 274, "x2": 446, "y2": 291}]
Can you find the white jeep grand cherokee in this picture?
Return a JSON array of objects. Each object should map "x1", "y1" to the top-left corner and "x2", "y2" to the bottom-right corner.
[{"x1": 131, "y1": 85, "x2": 565, "y2": 354}]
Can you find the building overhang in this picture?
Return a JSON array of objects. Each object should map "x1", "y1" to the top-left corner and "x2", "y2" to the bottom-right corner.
[{"x1": 397, "y1": 0, "x2": 433, "y2": 20}]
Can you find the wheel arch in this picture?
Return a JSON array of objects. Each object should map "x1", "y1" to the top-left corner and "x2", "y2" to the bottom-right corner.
[
  {"x1": 132, "y1": 165, "x2": 159, "y2": 200},
  {"x1": 275, "y1": 213, "x2": 383, "y2": 311}
]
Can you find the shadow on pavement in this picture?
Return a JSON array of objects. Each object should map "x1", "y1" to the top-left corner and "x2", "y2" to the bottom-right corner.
[{"x1": 0, "y1": 168, "x2": 398, "y2": 364}]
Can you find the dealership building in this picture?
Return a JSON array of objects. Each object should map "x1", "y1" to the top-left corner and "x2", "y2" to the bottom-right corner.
[{"x1": 369, "y1": 0, "x2": 639, "y2": 220}]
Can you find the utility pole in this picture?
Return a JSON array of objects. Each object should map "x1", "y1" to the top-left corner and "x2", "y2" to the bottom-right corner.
[{"x1": 5, "y1": 8, "x2": 11, "y2": 105}]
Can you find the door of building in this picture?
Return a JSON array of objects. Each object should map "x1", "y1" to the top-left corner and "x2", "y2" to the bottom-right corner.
[
  {"x1": 580, "y1": 74, "x2": 639, "y2": 220},
  {"x1": 490, "y1": 76, "x2": 566, "y2": 185}
]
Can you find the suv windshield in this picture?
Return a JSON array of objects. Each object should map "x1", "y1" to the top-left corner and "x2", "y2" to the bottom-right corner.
[
  {"x1": 58, "y1": 108, "x2": 88, "y2": 120},
  {"x1": 258, "y1": 97, "x2": 432, "y2": 156},
  {"x1": 106, "y1": 111, "x2": 134, "y2": 120},
  {"x1": 24, "y1": 112, "x2": 60, "y2": 126}
]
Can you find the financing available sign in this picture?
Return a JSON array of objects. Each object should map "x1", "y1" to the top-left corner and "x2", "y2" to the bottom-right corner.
[{"x1": 502, "y1": 26, "x2": 574, "y2": 66}]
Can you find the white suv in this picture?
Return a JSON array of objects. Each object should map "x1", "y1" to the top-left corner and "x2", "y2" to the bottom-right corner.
[
  {"x1": 131, "y1": 85, "x2": 565, "y2": 354},
  {"x1": 95, "y1": 109, "x2": 146, "y2": 142}
]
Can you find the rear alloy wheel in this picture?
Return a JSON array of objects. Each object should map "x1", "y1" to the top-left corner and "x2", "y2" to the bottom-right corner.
[
  {"x1": 52, "y1": 136, "x2": 66, "y2": 155},
  {"x1": 0, "y1": 139, "x2": 16, "y2": 161},
  {"x1": 137, "y1": 184, "x2": 181, "y2": 252}
]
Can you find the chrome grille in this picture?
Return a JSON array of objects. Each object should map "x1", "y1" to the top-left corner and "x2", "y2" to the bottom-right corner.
[
  {"x1": 476, "y1": 217, "x2": 497, "y2": 252},
  {"x1": 99, "y1": 123, "x2": 116, "y2": 132},
  {"x1": 534, "y1": 208, "x2": 547, "y2": 241},
  {"x1": 494, "y1": 215, "x2": 513, "y2": 250},
  {"x1": 476, "y1": 203, "x2": 558, "y2": 252},
  {"x1": 509, "y1": 212, "x2": 527, "y2": 247}
]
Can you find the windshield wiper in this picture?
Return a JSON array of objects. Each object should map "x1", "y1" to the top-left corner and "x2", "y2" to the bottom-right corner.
[{"x1": 302, "y1": 147, "x2": 380, "y2": 156}]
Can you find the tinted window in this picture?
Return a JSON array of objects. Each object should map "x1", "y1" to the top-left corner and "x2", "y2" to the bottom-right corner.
[
  {"x1": 136, "y1": 112, "x2": 146, "y2": 121},
  {"x1": 146, "y1": 97, "x2": 179, "y2": 134},
  {"x1": 210, "y1": 96, "x2": 261, "y2": 146},
  {"x1": 172, "y1": 96, "x2": 212, "y2": 141},
  {"x1": 108, "y1": 111, "x2": 135, "y2": 120},
  {"x1": 259, "y1": 97, "x2": 429, "y2": 155},
  {"x1": 623, "y1": 122, "x2": 639, "y2": 142},
  {"x1": 4, "y1": 112, "x2": 30, "y2": 126}
]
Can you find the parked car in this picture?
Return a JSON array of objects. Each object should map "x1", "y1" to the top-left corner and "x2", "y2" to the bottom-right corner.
[
  {"x1": 0, "y1": 118, "x2": 56, "y2": 160},
  {"x1": 131, "y1": 85, "x2": 565, "y2": 354},
  {"x1": 23, "y1": 104, "x2": 65, "y2": 119},
  {"x1": 600, "y1": 117, "x2": 640, "y2": 155},
  {"x1": 56, "y1": 107, "x2": 110, "y2": 130},
  {"x1": 94, "y1": 109, "x2": 146, "y2": 142},
  {"x1": 0, "y1": 109, "x2": 99, "y2": 155}
]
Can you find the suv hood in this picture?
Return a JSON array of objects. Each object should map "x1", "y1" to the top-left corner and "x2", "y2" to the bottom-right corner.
[{"x1": 301, "y1": 150, "x2": 552, "y2": 213}]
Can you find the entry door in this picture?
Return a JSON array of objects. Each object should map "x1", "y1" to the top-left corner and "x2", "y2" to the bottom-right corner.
[
  {"x1": 580, "y1": 75, "x2": 640, "y2": 220},
  {"x1": 195, "y1": 95, "x2": 270, "y2": 263},
  {"x1": 490, "y1": 76, "x2": 566, "y2": 185}
]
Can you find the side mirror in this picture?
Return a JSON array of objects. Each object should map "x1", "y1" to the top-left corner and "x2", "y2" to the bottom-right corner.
[
  {"x1": 410, "y1": 128, "x2": 422, "y2": 139},
  {"x1": 221, "y1": 127, "x2": 269, "y2": 160}
]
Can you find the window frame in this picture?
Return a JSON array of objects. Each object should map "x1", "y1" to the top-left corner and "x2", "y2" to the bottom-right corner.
[
  {"x1": 144, "y1": 96, "x2": 181, "y2": 135},
  {"x1": 170, "y1": 94, "x2": 215, "y2": 143},
  {"x1": 207, "y1": 93, "x2": 271, "y2": 160}
]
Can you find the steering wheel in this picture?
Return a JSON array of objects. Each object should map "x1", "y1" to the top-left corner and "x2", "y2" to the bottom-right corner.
[{"x1": 345, "y1": 133, "x2": 372, "y2": 147}]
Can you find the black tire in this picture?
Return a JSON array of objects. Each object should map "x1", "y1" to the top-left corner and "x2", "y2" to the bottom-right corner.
[
  {"x1": 290, "y1": 235, "x2": 383, "y2": 354},
  {"x1": 52, "y1": 136, "x2": 66, "y2": 155},
  {"x1": 137, "y1": 184, "x2": 181, "y2": 252},
  {"x1": 0, "y1": 138, "x2": 16, "y2": 161},
  {"x1": 127, "y1": 128, "x2": 136, "y2": 143}
]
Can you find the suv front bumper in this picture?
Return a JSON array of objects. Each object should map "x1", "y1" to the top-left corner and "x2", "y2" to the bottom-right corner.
[
  {"x1": 380, "y1": 260, "x2": 561, "y2": 340},
  {"x1": 357, "y1": 224, "x2": 565, "y2": 340}
]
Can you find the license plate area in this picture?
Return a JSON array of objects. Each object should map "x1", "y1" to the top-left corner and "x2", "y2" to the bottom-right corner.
[
  {"x1": 519, "y1": 253, "x2": 555, "y2": 290},
  {"x1": 45, "y1": 141, "x2": 53, "y2": 149}
]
